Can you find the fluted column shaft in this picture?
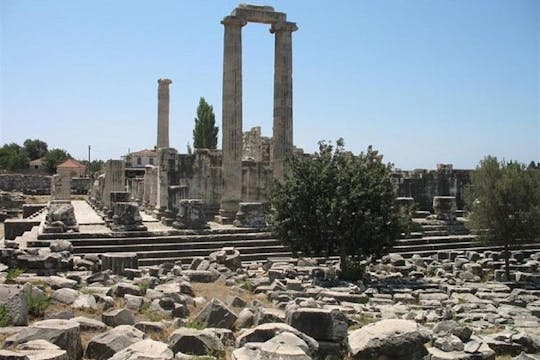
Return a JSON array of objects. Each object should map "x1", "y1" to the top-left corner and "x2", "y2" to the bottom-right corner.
[
  {"x1": 271, "y1": 22, "x2": 297, "y2": 180},
  {"x1": 220, "y1": 16, "x2": 246, "y2": 219},
  {"x1": 157, "y1": 79, "x2": 172, "y2": 149}
]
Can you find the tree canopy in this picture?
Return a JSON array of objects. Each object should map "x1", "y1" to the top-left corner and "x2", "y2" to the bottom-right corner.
[
  {"x1": 270, "y1": 139, "x2": 402, "y2": 277},
  {"x1": 43, "y1": 148, "x2": 72, "y2": 174},
  {"x1": 23, "y1": 139, "x2": 48, "y2": 160},
  {"x1": 0, "y1": 143, "x2": 29, "y2": 171},
  {"x1": 192, "y1": 97, "x2": 219, "y2": 149},
  {"x1": 465, "y1": 156, "x2": 540, "y2": 280}
]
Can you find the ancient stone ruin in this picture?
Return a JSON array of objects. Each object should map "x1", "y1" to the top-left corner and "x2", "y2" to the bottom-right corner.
[{"x1": 1, "y1": 4, "x2": 539, "y2": 360}]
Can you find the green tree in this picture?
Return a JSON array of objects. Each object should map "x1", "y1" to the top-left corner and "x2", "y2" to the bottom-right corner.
[
  {"x1": 465, "y1": 156, "x2": 540, "y2": 281},
  {"x1": 23, "y1": 139, "x2": 48, "y2": 160},
  {"x1": 192, "y1": 97, "x2": 218, "y2": 149},
  {"x1": 80, "y1": 160, "x2": 104, "y2": 177},
  {"x1": 270, "y1": 139, "x2": 402, "y2": 277},
  {"x1": 0, "y1": 143, "x2": 29, "y2": 171},
  {"x1": 43, "y1": 148, "x2": 71, "y2": 174}
]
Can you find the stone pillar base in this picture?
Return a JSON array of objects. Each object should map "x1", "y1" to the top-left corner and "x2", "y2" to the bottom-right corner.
[
  {"x1": 233, "y1": 202, "x2": 266, "y2": 228},
  {"x1": 217, "y1": 198, "x2": 239, "y2": 225},
  {"x1": 214, "y1": 212, "x2": 235, "y2": 225}
]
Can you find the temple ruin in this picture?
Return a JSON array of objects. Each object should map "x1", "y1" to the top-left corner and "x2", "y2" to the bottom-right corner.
[{"x1": 89, "y1": 5, "x2": 300, "y2": 226}]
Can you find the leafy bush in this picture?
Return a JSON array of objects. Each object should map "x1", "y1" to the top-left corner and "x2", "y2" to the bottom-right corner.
[{"x1": 270, "y1": 139, "x2": 402, "y2": 275}]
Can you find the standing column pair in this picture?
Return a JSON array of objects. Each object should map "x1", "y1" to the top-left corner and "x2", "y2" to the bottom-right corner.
[{"x1": 219, "y1": 17, "x2": 298, "y2": 221}]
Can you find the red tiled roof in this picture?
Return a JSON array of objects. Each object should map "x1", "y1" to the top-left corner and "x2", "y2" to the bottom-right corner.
[{"x1": 57, "y1": 158, "x2": 86, "y2": 169}]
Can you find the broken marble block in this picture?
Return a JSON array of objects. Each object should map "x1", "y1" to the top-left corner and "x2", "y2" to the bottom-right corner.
[
  {"x1": 111, "y1": 202, "x2": 147, "y2": 231},
  {"x1": 234, "y1": 202, "x2": 266, "y2": 228},
  {"x1": 43, "y1": 200, "x2": 79, "y2": 233},
  {"x1": 432, "y1": 196, "x2": 457, "y2": 221},
  {"x1": 172, "y1": 199, "x2": 209, "y2": 229}
]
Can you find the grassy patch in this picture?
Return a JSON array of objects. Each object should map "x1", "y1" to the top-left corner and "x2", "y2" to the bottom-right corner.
[
  {"x1": 185, "y1": 319, "x2": 206, "y2": 330},
  {"x1": 6, "y1": 268, "x2": 24, "y2": 282},
  {"x1": 349, "y1": 313, "x2": 377, "y2": 331},
  {"x1": 238, "y1": 278, "x2": 254, "y2": 293},
  {"x1": 141, "y1": 306, "x2": 170, "y2": 322},
  {"x1": 26, "y1": 292, "x2": 52, "y2": 318}
]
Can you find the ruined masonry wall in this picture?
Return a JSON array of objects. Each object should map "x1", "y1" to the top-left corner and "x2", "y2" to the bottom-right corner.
[{"x1": 0, "y1": 175, "x2": 90, "y2": 195}]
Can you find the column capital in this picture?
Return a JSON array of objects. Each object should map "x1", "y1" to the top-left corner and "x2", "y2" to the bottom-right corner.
[
  {"x1": 221, "y1": 16, "x2": 247, "y2": 27},
  {"x1": 158, "y1": 78, "x2": 172, "y2": 86},
  {"x1": 270, "y1": 21, "x2": 298, "y2": 34}
]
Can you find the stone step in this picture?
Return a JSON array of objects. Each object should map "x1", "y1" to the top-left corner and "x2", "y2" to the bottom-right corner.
[
  {"x1": 393, "y1": 243, "x2": 540, "y2": 258},
  {"x1": 28, "y1": 231, "x2": 273, "y2": 248},
  {"x1": 71, "y1": 238, "x2": 284, "y2": 254},
  {"x1": 36, "y1": 226, "x2": 267, "y2": 240},
  {"x1": 138, "y1": 251, "x2": 294, "y2": 266},
  {"x1": 75, "y1": 244, "x2": 289, "y2": 259},
  {"x1": 395, "y1": 234, "x2": 477, "y2": 246},
  {"x1": 392, "y1": 240, "x2": 477, "y2": 252}
]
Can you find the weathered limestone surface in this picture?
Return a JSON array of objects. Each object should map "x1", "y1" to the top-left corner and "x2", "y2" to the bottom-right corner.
[
  {"x1": 111, "y1": 202, "x2": 147, "y2": 231},
  {"x1": 234, "y1": 202, "x2": 266, "y2": 228},
  {"x1": 157, "y1": 78, "x2": 172, "y2": 149},
  {"x1": 43, "y1": 200, "x2": 79, "y2": 233},
  {"x1": 142, "y1": 165, "x2": 158, "y2": 212},
  {"x1": 102, "y1": 160, "x2": 125, "y2": 210},
  {"x1": 433, "y1": 196, "x2": 457, "y2": 221},
  {"x1": 156, "y1": 147, "x2": 178, "y2": 220},
  {"x1": 271, "y1": 21, "x2": 297, "y2": 180},
  {"x1": 50, "y1": 173, "x2": 71, "y2": 201},
  {"x1": 172, "y1": 199, "x2": 208, "y2": 229},
  {"x1": 219, "y1": 15, "x2": 246, "y2": 222},
  {"x1": 242, "y1": 126, "x2": 272, "y2": 162},
  {"x1": 232, "y1": 4, "x2": 286, "y2": 24},
  {"x1": 102, "y1": 253, "x2": 139, "y2": 275},
  {"x1": 393, "y1": 164, "x2": 472, "y2": 211}
]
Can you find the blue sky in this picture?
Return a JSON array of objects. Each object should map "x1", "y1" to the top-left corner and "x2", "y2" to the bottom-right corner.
[{"x1": 1, "y1": 0, "x2": 538, "y2": 169}]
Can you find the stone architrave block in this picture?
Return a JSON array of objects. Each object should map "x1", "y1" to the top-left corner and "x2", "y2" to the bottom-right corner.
[
  {"x1": 234, "y1": 202, "x2": 266, "y2": 228},
  {"x1": 172, "y1": 199, "x2": 209, "y2": 229},
  {"x1": 111, "y1": 202, "x2": 147, "y2": 231}
]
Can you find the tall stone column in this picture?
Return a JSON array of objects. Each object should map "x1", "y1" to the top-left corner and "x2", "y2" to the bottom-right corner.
[
  {"x1": 156, "y1": 147, "x2": 177, "y2": 222},
  {"x1": 271, "y1": 22, "x2": 298, "y2": 180},
  {"x1": 157, "y1": 78, "x2": 172, "y2": 149},
  {"x1": 218, "y1": 16, "x2": 246, "y2": 222}
]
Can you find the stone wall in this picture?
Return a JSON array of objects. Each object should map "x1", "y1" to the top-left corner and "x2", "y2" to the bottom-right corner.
[
  {"x1": 0, "y1": 175, "x2": 91, "y2": 195},
  {"x1": 137, "y1": 148, "x2": 271, "y2": 217},
  {"x1": 392, "y1": 165, "x2": 473, "y2": 211}
]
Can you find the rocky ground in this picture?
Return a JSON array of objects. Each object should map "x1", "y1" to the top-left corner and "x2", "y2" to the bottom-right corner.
[{"x1": 0, "y1": 241, "x2": 539, "y2": 359}]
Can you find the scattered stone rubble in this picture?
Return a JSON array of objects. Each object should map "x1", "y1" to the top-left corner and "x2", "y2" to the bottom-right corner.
[{"x1": 0, "y1": 242, "x2": 538, "y2": 359}]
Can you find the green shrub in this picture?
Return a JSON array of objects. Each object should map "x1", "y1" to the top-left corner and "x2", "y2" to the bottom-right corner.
[
  {"x1": 25, "y1": 293, "x2": 51, "y2": 317},
  {"x1": 0, "y1": 304, "x2": 11, "y2": 327},
  {"x1": 238, "y1": 278, "x2": 254, "y2": 293}
]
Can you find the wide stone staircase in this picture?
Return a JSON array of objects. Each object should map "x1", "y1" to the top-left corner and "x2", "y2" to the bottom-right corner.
[
  {"x1": 391, "y1": 219, "x2": 540, "y2": 258},
  {"x1": 27, "y1": 228, "x2": 293, "y2": 266}
]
